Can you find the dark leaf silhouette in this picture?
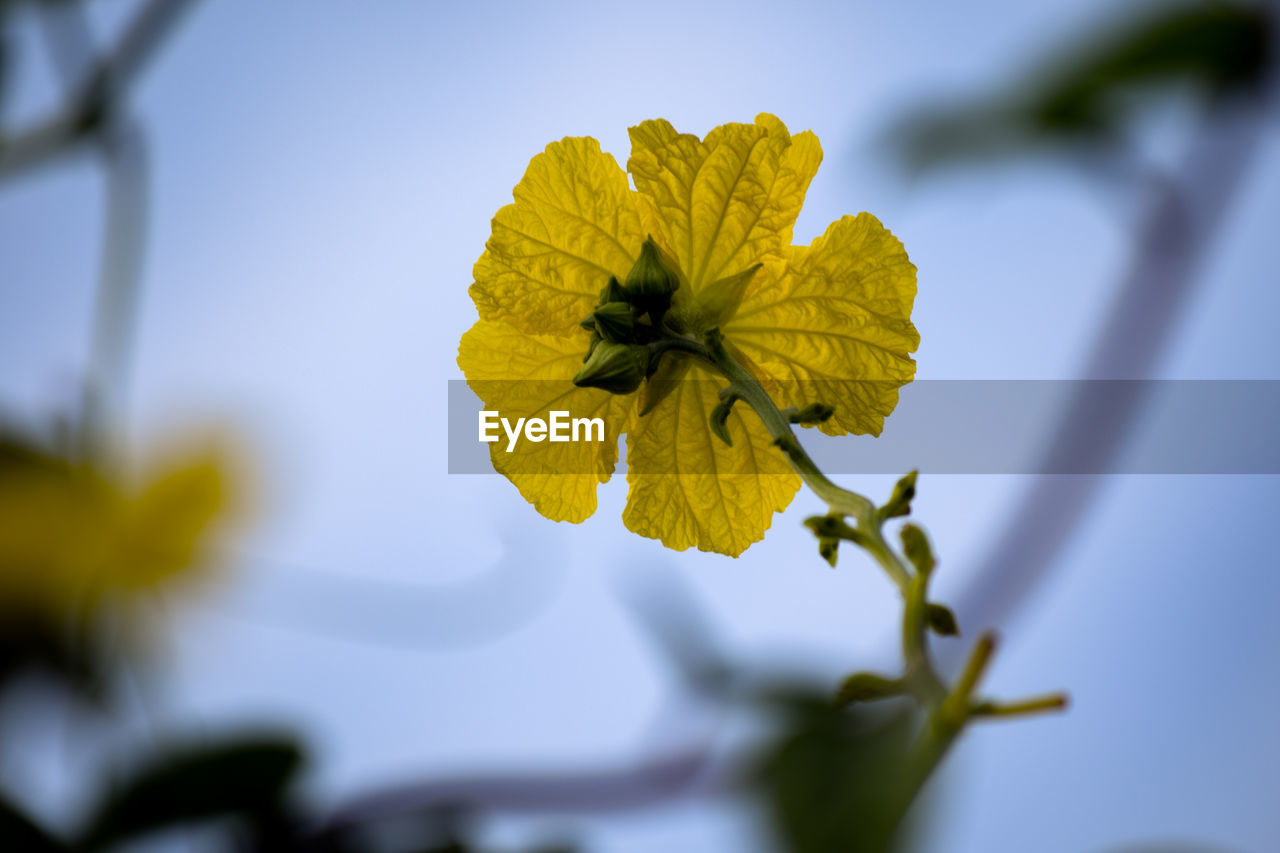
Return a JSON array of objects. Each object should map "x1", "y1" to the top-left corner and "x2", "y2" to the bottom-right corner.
[
  {"x1": 78, "y1": 735, "x2": 304, "y2": 850},
  {"x1": 894, "y1": 2, "x2": 1273, "y2": 171}
]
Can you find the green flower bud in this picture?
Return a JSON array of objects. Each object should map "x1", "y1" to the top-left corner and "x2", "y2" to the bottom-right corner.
[
  {"x1": 592, "y1": 302, "x2": 635, "y2": 343},
  {"x1": 581, "y1": 329, "x2": 602, "y2": 362},
  {"x1": 573, "y1": 341, "x2": 649, "y2": 394},
  {"x1": 925, "y1": 602, "x2": 959, "y2": 637},
  {"x1": 899, "y1": 522, "x2": 935, "y2": 576},
  {"x1": 624, "y1": 237, "x2": 680, "y2": 313},
  {"x1": 599, "y1": 275, "x2": 626, "y2": 304},
  {"x1": 880, "y1": 470, "x2": 918, "y2": 519},
  {"x1": 787, "y1": 402, "x2": 836, "y2": 425},
  {"x1": 818, "y1": 536, "x2": 839, "y2": 567}
]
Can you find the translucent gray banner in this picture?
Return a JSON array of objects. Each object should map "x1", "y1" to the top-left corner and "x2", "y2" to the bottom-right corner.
[{"x1": 447, "y1": 380, "x2": 1280, "y2": 475}]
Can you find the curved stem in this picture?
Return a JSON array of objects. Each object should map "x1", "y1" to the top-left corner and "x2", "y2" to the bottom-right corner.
[
  {"x1": 647, "y1": 325, "x2": 1064, "y2": 840},
  {"x1": 658, "y1": 330, "x2": 939, "y2": 690},
  {"x1": 666, "y1": 330, "x2": 910, "y2": 593}
]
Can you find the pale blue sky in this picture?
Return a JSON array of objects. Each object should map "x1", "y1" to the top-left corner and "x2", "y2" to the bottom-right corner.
[{"x1": 2, "y1": 1, "x2": 1278, "y2": 850}]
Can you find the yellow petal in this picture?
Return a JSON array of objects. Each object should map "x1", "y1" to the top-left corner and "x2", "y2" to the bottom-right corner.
[
  {"x1": 113, "y1": 449, "x2": 231, "y2": 589},
  {"x1": 622, "y1": 362, "x2": 800, "y2": 556},
  {"x1": 470, "y1": 137, "x2": 648, "y2": 336},
  {"x1": 0, "y1": 439, "x2": 234, "y2": 607},
  {"x1": 725, "y1": 213, "x2": 919, "y2": 437},
  {"x1": 458, "y1": 320, "x2": 634, "y2": 522},
  {"x1": 627, "y1": 114, "x2": 822, "y2": 294}
]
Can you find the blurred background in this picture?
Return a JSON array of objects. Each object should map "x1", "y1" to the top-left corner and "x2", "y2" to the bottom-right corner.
[{"x1": 2, "y1": 0, "x2": 1278, "y2": 850}]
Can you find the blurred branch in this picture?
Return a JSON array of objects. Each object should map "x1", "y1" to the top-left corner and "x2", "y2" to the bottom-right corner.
[
  {"x1": 931, "y1": 3, "x2": 1280, "y2": 660},
  {"x1": 309, "y1": 565, "x2": 738, "y2": 840},
  {"x1": 83, "y1": 120, "x2": 149, "y2": 438},
  {"x1": 1, "y1": 0, "x2": 197, "y2": 442},
  {"x1": 0, "y1": 0, "x2": 196, "y2": 178},
  {"x1": 948, "y1": 95, "x2": 1275, "y2": 660},
  {"x1": 314, "y1": 748, "x2": 721, "y2": 838}
]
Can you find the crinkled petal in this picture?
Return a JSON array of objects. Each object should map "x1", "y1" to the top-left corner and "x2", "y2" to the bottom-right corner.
[
  {"x1": 470, "y1": 137, "x2": 648, "y2": 336},
  {"x1": 622, "y1": 362, "x2": 800, "y2": 556},
  {"x1": 725, "y1": 213, "x2": 919, "y2": 437},
  {"x1": 627, "y1": 114, "x2": 822, "y2": 294},
  {"x1": 458, "y1": 320, "x2": 633, "y2": 522}
]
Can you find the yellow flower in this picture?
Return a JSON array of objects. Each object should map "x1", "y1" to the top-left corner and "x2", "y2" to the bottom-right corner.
[
  {"x1": 0, "y1": 433, "x2": 236, "y2": 622},
  {"x1": 458, "y1": 115, "x2": 918, "y2": 556}
]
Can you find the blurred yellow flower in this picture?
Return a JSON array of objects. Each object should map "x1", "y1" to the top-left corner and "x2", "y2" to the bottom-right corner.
[
  {"x1": 0, "y1": 434, "x2": 235, "y2": 621},
  {"x1": 459, "y1": 115, "x2": 918, "y2": 556}
]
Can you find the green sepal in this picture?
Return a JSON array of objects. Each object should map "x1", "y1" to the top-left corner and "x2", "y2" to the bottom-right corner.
[
  {"x1": 708, "y1": 392, "x2": 739, "y2": 447},
  {"x1": 693, "y1": 263, "x2": 761, "y2": 329},
  {"x1": 573, "y1": 341, "x2": 648, "y2": 394},
  {"x1": 638, "y1": 354, "x2": 689, "y2": 416}
]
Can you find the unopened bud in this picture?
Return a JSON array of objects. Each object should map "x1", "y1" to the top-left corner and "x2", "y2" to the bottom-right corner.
[
  {"x1": 592, "y1": 302, "x2": 635, "y2": 343},
  {"x1": 925, "y1": 603, "x2": 959, "y2": 637},
  {"x1": 899, "y1": 523, "x2": 935, "y2": 576},
  {"x1": 572, "y1": 341, "x2": 648, "y2": 394},
  {"x1": 624, "y1": 237, "x2": 680, "y2": 313},
  {"x1": 880, "y1": 470, "x2": 918, "y2": 519},
  {"x1": 599, "y1": 275, "x2": 626, "y2": 304},
  {"x1": 787, "y1": 402, "x2": 836, "y2": 425}
]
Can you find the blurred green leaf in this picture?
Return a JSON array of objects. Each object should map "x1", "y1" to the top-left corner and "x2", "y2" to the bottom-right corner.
[
  {"x1": 895, "y1": 2, "x2": 1273, "y2": 171},
  {"x1": 79, "y1": 735, "x2": 304, "y2": 850},
  {"x1": 755, "y1": 691, "x2": 917, "y2": 853}
]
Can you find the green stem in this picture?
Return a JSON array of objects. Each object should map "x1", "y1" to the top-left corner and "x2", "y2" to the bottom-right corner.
[
  {"x1": 662, "y1": 328, "x2": 938, "y2": 689},
  {"x1": 648, "y1": 325, "x2": 1062, "y2": 838},
  {"x1": 695, "y1": 331, "x2": 914, "y2": 595},
  {"x1": 971, "y1": 693, "x2": 1069, "y2": 719},
  {"x1": 902, "y1": 571, "x2": 947, "y2": 704}
]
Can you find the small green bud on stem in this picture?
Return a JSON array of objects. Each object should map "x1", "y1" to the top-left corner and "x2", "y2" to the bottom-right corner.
[
  {"x1": 785, "y1": 402, "x2": 836, "y2": 425},
  {"x1": 880, "y1": 470, "x2": 918, "y2": 519},
  {"x1": 804, "y1": 514, "x2": 871, "y2": 549},
  {"x1": 591, "y1": 302, "x2": 635, "y2": 343},
  {"x1": 624, "y1": 237, "x2": 680, "y2": 320},
  {"x1": 899, "y1": 523, "x2": 936, "y2": 576},
  {"x1": 925, "y1": 602, "x2": 959, "y2": 636},
  {"x1": 573, "y1": 341, "x2": 649, "y2": 394},
  {"x1": 599, "y1": 275, "x2": 627, "y2": 304}
]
